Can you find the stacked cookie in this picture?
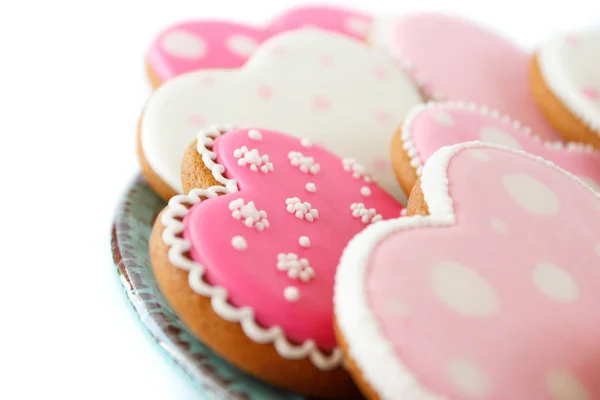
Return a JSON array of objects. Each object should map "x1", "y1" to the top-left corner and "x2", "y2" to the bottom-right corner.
[{"x1": 136, "y1": 6, "x2": 600, "y2": 399}]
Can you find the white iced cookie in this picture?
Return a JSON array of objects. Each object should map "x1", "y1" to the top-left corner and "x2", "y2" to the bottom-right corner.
[
  {"x1": 138, "y1": 29, "x2": 423, "y2": 201},
  {"x1": 533, "y1": 30, "x2": 600, "y2": 147}
]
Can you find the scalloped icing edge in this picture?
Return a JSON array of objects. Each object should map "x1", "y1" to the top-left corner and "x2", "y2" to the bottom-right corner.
[
  {"x1": 537, "y1": 33, "x2": 600, "y2": 134},
  {"x1": 401, "y1": 100, "x2": 595, "y2": 176},
  {"x1": 334, "y1": 141, "x2": 600, "y2": 399},
  {"x1": 160, "y1": 124, "x2": 342, "y2": 371}
]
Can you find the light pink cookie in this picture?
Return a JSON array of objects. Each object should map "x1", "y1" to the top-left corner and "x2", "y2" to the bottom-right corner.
[
  {"x1": 392, "y1": 101, "x2": 600, "y2": 195},
  {"x1": 336, "y1": 141, "x2": 600, "y2": 399},
  {"x1": 146, "y1": 5, "x2": 372, "y2": 86},
  {"x1": 154, "y1": 127, "x2": 402, "y2": 397},
  {"x1": 390, "y1": 13, "x2": 560, "y2": 140}
]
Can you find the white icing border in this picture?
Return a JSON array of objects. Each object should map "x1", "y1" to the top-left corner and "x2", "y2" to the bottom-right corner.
[
  {"x1": 334, "y1": 141, "x2": 600, "y2": 399},
  {"x1": 161, "y1": 125, "x2": 342, "y2": 371},
  {"x1": 537, "y1": 33, "x2": 600, "y2": 134},
  {"x1": 401, "y1": 101, "x2": 594, "y2": 176}
]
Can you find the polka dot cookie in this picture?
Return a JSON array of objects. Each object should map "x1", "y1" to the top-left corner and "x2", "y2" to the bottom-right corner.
[
  {"x1": 139, "y1": 29, "x2": 422, "y2": 202},
  {"x1": 335, "y1": 142, "x2": 600, "y2": 400},
  {"x1": 151, "y1": 127, "x2": 401, "y2": 398},
  {"x1": 146, "y1": 5, "x2": 373, "y2": 87},
  {"x1": 389, "y1": 13, "x2": 560, "y2": 141},
  {"x1": 531, "y1": 30, "x2": 600, "y2": 148},
  {"x1": 391, "y1": 101, "x2": 600, "y2": 196}
]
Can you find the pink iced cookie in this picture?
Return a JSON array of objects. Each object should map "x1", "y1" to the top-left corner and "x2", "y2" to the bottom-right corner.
[
  {"x1": 161, "y1": 127, "x2": 401, "y2": 371},
  {"x1": 394, "y1": 102, "x2": 600, "y2": 195},
  {"x1": 147, "y1": 5, "x2": 372, "y2": 85},
  {"x1": 336, "y1": 142, "x2": 600, "y2": 399},
  {"x1": 390, "y1": 13, "x2": 560, "y2": 140}
]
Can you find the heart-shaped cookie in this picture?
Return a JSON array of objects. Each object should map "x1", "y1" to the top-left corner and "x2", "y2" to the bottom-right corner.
[
  {"x1": 391, "y1": 101, "x2": 600, "y2": 196},
  {"x1": 531, "y1": 30, "x2": 600, "y2": 147},
  {"x1": 146, "y1": 4, "x2": 372, "y2": 86},
  {"x1": 389, "y1": 13, "x2": 559, "y2": 141},
  {"x1": 151, "y1": 127, "x2": 401, "y2": 398},
  {"x1": 335, "y1": 142, "x2": 600, "y2": 399},
  {"x1": 139, "y1": 29, "x2": 422, "y2": 201}
]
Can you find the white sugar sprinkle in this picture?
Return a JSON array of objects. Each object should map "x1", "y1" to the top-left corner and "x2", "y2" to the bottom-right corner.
[
  {"x1": 361, "y1": 186, "x2": 371, "y2": 197},
  {"x1": 284, "y1": 286, "x2": 300, "y2": 302},
  {"x1": 305, "y1": 182, "x2": 316, "y2": 192},
  {"x1": 299, "y1": 236, "x2": 311, "y2": 248},
  {"x1": 231, "y1": 236, "x2": 247, "y2": 250},
  {"x1": 248, "y1": 129, "x2": 262, "y2": 140}
]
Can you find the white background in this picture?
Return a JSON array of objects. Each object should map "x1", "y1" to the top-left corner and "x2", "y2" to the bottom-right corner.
[{"x1": 0, "y1": 0, "x2": 597, "y2": 399}]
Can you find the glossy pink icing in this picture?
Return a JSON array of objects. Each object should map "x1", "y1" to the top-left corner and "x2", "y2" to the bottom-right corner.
[
  {"x1": 406, "y1": 104, "x2": 600, "y2": 190},
  {"x1": 367, "y1": 146, "x2": 600, "y2": 398},
  {"x1": 183, "y1": 128, "x2": 401, "y2": 350},
  {"x1": 362, "y1": 145, "x2": 600, "y2": 397},
  {"x1": 148, "y1": 5, "x2": 372, "y2": 82},
  {"x1": 391, "y1": 13, "x2": 560, "y2": 140}
]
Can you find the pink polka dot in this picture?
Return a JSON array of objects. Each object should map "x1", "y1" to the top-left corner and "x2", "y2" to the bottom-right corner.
[
  {"x1": 200, "y1": 76, "x2": 215, "y2": 86},
  {"x1": 377, "y1": 111, "x2": 393, "y2": 124},
  {"x1": 566, "y1": 36, "x2": 579, "y2": 46},
  {"x1": 269, "y1": 45, "x2": 285, "y2": 57},
  {"x1": 372, "y1": 157, "x2": 390, "y2": 171},
  {"x1": 258, "y1": 85, "x2": 273, "y2": 100},
  {"x1": 189, "y1": 114, "x2": 205, "y2": 126},
  {"x1": 318, "y1": 53, "x2": 334, "y2": 67},
  {"x1": 374, "y1": 66, "x2": 388, "y2": 80},
  {"x1": 312, "y1": 95, "x2": 331, "y2": 111},
  {"x1": 582, "y1": 87, "x2": 599, "y2": 101}
]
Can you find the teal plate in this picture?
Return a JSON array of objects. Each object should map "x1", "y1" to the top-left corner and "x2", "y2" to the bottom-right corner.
[{"x1": 111, "y1": 175, "x2": 305, "y2": 400}]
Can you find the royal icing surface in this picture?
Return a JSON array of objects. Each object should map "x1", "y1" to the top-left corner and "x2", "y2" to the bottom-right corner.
[
  {"x1": 390, "y1": 13, "x2": 560, "y2": 141},
  {"x1": 336, "y1": 142, "x2": 600, "y2": 399},
  {"x1": 141, "y1": 29, "x2": 422, "y2": 200},
  {"x1": 401, "y1": 102, "x2": 600, "y2": 190},
  {"x1": 147, "y1": 5, "x2": 373, "y2": 82},
  {"x1": 538, "y1": 30, "x2": 600, "y2": 133},
  {"x1": 162, "y1": 127, "x2": 401, "y2": 369}
]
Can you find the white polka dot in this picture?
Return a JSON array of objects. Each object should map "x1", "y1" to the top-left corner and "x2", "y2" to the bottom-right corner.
[
  {"x1": 470, "y1": 150, "x2": 491, "y2": 162},
  {"x1": 533, "y1": 262, "x2": 579, "y2": 303},
  {"x1": 301, "y1": 138, "x2": 313, "y2": 147},
  {"x1": 480, "y1": 126, "x2": 522, "y2": 150},
  {"x1": 361, "y1": 186, "x2": 371, "y2": 197},
  {"x1": 503, "y1": 174, "x2": 560, "y2": 216},
  {"x1": 490, "y1": 218, "x2": 508, "y2": 234},
  {"x1": 388, "y1": 297, "x2": 409, "y2": 316},
  {"x1": 547, "y1": 369, "x2": 590, "y2": 400},
  {"x1": 432, "y1": 261, "x2": 500, "y2": 316},
  {"x1": 305, "y1": 182, "x2": 316, "y2": 192},
  {"x1": 247, "y1": 129, "x2": 262, "y2": 140},
  {"x1": 299, "y1": 236, "x2": 311, "y2": 248},
  {"x1": 579, "y1": 176, "x2": 600, "y2": 192},
  {"x1": 431, "y1": 110, "x2": 455, "y2": 126},
  {"x1": 231, "y1": 236, "x2": 247, "y2": 251},
  {"x1": 161, "y1": 30, "x2": 205, "y2": 59},
  {"x1": 344, "y1": 16, "x2": 370, "y2": 36},
  {"x1": 283, "y1": 286, "x2": 300, "y2": 302},
  {"x1": 447, "y1": 359, "x2": 490, "y2": 399},
  {"x1": 227, "y1": 35, "x2": 259, "y2": 57}
]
